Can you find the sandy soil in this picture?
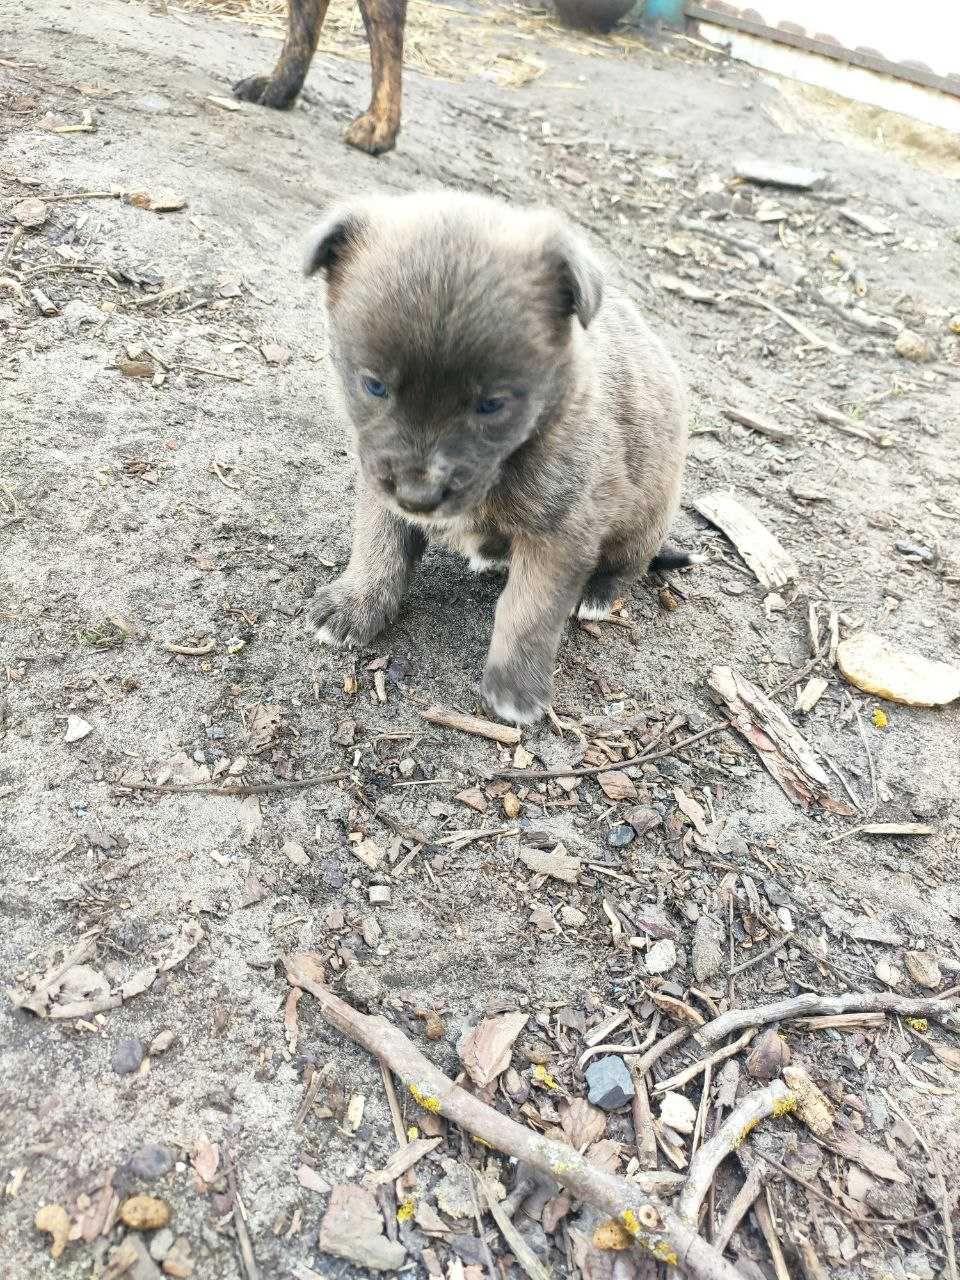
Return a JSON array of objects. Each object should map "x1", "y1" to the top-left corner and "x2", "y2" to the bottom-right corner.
[{"x1": 1, "y1": 2, "x2": 959, "y2": 1277}]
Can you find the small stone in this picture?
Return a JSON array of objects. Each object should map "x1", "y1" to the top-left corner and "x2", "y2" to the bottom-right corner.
[
  {"x1": 875, "y1": 958, "x2": 902, "y2": 988},
  {"x1": 282, "y1": 840, "x2": 310, "y2": 868},
  {"x1": 162, "y1": 1237, "x2": 194, "y2": 1277},
  {"x1": 129, "y1": 1144, "x2": 175, "y2": 1180},
  {"x1": 150, "y1": 1228, "x2": 174, "y2": 1262},
  {"x1": 64, "y1": 714, "x2": 93, "y2": 743},
  {"x1": 341, "y1": 965, "x2": 384, "y2": 1005},
  {"x1": 585, "y1": 1056, "x2": 635, "y2": 1110},
  {"x1": 13, "y1": 197, "x2": 47, "y2": 227},
  {"x1": 112, "y1": 1037, "x2": 146, "y2": 1075},
  {"x1": 606, "y1": 822, "x2": 636, "y2": 848},
  {"x1": 119, "y1": 1194, "x2": 171, "y2": 1230},
  {"x1": 559, "y1": 905, "x2": 586, "y2": 928},
  {"x1": 895, "y1": 329, "x2": 935, "y2": 362},
  {"x1": 397, "y1": 757, "x2": 416, "y2": 777},
  {"x1": 368, "y1": 884, "x2": 391, "y2": 905},
  {"x1": 903, "y1": 951, "x2": 941, "y2": 989},
  {"x1": 659, "y1": 1091, "x2": 697, "y2": 1135},
  {"x1": 513, "y1": 745, "x2": 535, "y2": 769},
  {"x1": 148, "y1": 1030, "x2": 176, "y2": 1056},
  {"x1": 626, "y1": 807, "x2": 661, "y2": 837},
  {"x1": 645, "y1": 939, "x2": 678, "y2": 976}
]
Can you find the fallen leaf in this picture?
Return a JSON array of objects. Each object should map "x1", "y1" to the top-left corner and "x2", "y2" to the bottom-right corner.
[
  {"x1": 673, "y1": 787, "x2": 708, "y2": 835},
  {"x1": 559, "y1": 1097, "x2": 607, "y2": 1148},
  {"x1": 585, "y1": 1138, "x2": 622, "y2": 1173},
  {"x1": 64, "y1": 715, "x2": 93, "y2": 743},
  {"x1": 298, "y1": 1164, "x2": 331, "y2": 1194},
  {"x1": 350, "y1": 838, "x2": 383, "y2": 871},
  {"x1": 597, "y1": 770, "x2": 637, "y2": 802},
  {"x1": 903, "y1": 951, "x2": 941, "y2": 989},
  {"x1": 455, "y1": 787, "x2": 487, "y2": 813},
  {"x1": 837, "y1": 631, "x2": 960, "y2": 707},
  {"x1": 117, "y1": 358, "x2": 155, "y2": 379},
  {"x1": 35, "y1": 1204, "x2": 70, "y2": 1259},
  {"x1": 245, "y1": 702, "x2": 284, "y2": 752},
  {"x1": 191, "y1": 1141, "x2": 219, "y2": 1184},
  {"x1": 458, "y1": 1011, "x2": 528, "y2": 1088},
  {"x1": 833, "y1": 1132, "x2": 907, "y2": 1184}
]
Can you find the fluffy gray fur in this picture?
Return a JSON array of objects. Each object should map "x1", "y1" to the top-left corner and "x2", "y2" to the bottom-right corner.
[{"x1": 304, "y1": 191, "x2": 690, "y2": 725}]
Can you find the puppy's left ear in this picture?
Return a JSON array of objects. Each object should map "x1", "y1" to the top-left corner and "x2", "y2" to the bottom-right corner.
[
  {"x1": 303, "y1": 205, "x2": 368, "y2": 281},
  {"x1": 553, "y1": 229, "x2": 604, "y2": 329}
]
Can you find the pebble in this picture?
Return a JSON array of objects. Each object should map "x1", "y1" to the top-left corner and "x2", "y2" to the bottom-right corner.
[
  {"x1": 112, "y1": 1038, "x2": 146, "y2": 1075},
  {"x1": 149, "y1": 1227, "x2": 174, "y2": 1261},
  {"x1": 585, "y1": 1055, "x2": 635, "y2": 1110},
  {"x1": 645, "y1": 939, "x2": 678, "y2": 976},
  {"x1": 341, "y1": 965, "x2": 384, "y2": 1005},
  {"x1": 129, "y1": 1144, "x2": 175, "y2": 1180},
  {"x1": 895, "y1": 329, "x2": 935, "y2": 362},
  {"x1": 606, "y1": 822, "x2": 635, "y2": 848},
  {"x1": 368, "y1": 885, "x2": 391, "y2": 905},
  {"x1": 659, "y1": 1091, "x2": 697, "y2": 1135},
  {"x1": 559, "y1": 905, "x2": 586, "y2": 928}
]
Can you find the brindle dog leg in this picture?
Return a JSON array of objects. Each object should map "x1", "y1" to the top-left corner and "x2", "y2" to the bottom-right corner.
[
  {"x1": 311, "y1": 487, "x2": 425, "y2": 647},
  {"x1": 233, "y1": 0, "x2": 330, "y2": 108},
  {"x1": 344, "y1": 0, "x2": 407, "y2": 154},
  {"x1": 481, "y1": 536, "x2": 597, "y2": 725}
]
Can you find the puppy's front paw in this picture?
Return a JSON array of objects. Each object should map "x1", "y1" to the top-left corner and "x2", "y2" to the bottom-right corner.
[
  {"x1": 309, "y1": 580, "x2": 393, "y2": 649},
  {"x1": 232, "y1": 73, "x2": 297, "y2": 109},
  {"x1": 481, "y1": 664, "x2": 550, "y2": 727}
]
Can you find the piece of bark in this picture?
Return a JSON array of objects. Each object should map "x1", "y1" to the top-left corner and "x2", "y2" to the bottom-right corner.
[
  {"x1": 363, "y1": 1137, "x2": 442, "y2": 1189},
  {"x1": 317, "y1": 1184, "x2": 407, "y2": 1272},
  {"x1": 519, "y1": 845, "x2": 581, "y2": 884},
  {"x1": 708, "y1": 666, "x2": 854, "y2": 815},
  {"x1": 721, "y1": 406, "x2": 793, "y2": 443},
  {"x1": 693, "y1": 491, "x2": 798, "y2": 590},
  {"x1": 422, "y1": 706, "x2": 521, "y2": 746}
]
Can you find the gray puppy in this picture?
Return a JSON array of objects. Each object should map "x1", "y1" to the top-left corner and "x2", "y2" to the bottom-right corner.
[{"x1": 304, "y1": 191, "x2": 690, "y2": 725}]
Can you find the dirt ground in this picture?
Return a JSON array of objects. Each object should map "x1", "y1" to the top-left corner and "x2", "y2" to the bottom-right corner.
[{"x1": 2, "y1": 2, "x2": 959, "y2": 1278}]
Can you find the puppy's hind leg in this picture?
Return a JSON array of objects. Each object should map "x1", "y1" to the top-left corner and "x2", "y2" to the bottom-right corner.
[
  {"x1": 311, "y1": 484, "x2": 424, "y2": 648},
  {"x1": 233, "y1": 0, "x2": 330, "y2": 108},
  {"x1": 578, "y1": 537, "x2": 702, "y2": 619},
  {"x1": 345, "y1": 0, "x2": 407, "y2": 154}
]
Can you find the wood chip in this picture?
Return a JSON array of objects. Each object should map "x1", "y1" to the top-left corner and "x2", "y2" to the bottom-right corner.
[
  {"x1": 363, "y1": 1137, "x2": 442, "y2": 1189},
  {"x1": 795, "y1": 677, "x2": 828, "y2": 713},
  {"x1": 317, "y1": 1184, "x2": 406, "y2": 1272},
  {"x1": 459, "y1": 1011, "x2": 528, "y2": 1088},
  {"x1": 693, "y1": 490, "x2": 798, "y2": 590},
  {"x1": 782, "y1": 1064, "x2": 833, "y2": 1136},
  {"x1": 421, "y1": 706, "x2": 521, "y2": 746},
  {"x1": 708, "y1": 666, "x2": 854, "y2": 815},
  {"x1": 519, "y1": 844, "x2": 581, "y2": 884},
  {"x1": 721, "y1": 406, "x2": 793, "y2": 443}
]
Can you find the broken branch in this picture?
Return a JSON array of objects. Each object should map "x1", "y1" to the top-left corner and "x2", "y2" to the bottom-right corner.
[{"x1": 286, "y1": 956, "x2": 747, "y2": 1280}]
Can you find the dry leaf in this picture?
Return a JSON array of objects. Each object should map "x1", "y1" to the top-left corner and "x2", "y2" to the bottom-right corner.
[
  {"x1": 833, "y1": 1131, "x2": 907, "y2": 1184},
  {"x1": 925, "y1": 1040, "x2": 960, "y2": 1071},
  {"x1": 783, "y1": 1065, "x2": 833, "y2": 1136},
  {"x1": 673, "y1": 787, "x2": 708, "y2": 835},
  {"x1": 585, "y1": 1139, "x2": 623, "y2": 1173},
  {"x1": 117, "y1": 358, "x2": 155, "y2": 379},
  {"x1": 597, "y1": 770, "x2": 637, "y2": 802},
  {"x1": 35, "y1": 1203, "x2": 70, "y2": 1259},
  {"x1": 317, "y1": 1184, "x2": 406, "y2": 1271},
  {"x1": 191, "y1": 1140, "x2": 219, "y2": 1184},
  {"x1": 246, "y1": 703, "x2": 284, "y2": 752},
  {"x1": 559, "y1": 1097, "x2": 606, "y2": 1149},
  {"x1": 746, "y1": 1029, "x2": 790, "y2": 1082},
  {"x1": 350, "y1": 838, "x2": 383, "y2": 870},
  {"x1": 837, "y1": 632, "x2": 960, "y2": 707},
  {"x1": 455, "y1": 787, "x2": 487, "y2": 813},
  {"x1": 458, "y1": 1011, "x2": 528, "y2": 1087},
  {"x1": 298, "y1": 1164, "x2": 331, "y2": 1194}
]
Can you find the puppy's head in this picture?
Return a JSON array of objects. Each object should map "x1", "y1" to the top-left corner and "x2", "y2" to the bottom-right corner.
[{"x1": 304, "y1": 192, "x2": 604, "y2": 521}]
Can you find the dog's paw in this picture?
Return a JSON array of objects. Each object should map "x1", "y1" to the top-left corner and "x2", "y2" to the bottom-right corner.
[
  {"x1": 344, "y1": 111, "x2": 399, "y2": 155},
  {"x1": 232, "y1": 74, "x2": 297, "y2": 109},
  {"x1": 480, "y1": 665, "x2": 550, "y2": 727},
  {"x1": 309, "y1": 581, "x2": 391, "y2": 649}
]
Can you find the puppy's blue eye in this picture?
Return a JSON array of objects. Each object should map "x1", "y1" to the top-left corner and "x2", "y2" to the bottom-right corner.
[
  {"x1": 361, "y1": 375, "x2": 388, "y2": 399},
  {"x1": 476, "y1": 396, "x2": 506, "y2": 416}
]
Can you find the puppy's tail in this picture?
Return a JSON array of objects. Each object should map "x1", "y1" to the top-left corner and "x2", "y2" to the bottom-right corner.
[{"x1": 648, "y1": 543, "x2": 705, "y2": 574}]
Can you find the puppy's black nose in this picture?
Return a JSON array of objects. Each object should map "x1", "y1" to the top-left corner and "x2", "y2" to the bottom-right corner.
[{"x1": 394, "y1": 480, "x2": 449, "y2": 514}]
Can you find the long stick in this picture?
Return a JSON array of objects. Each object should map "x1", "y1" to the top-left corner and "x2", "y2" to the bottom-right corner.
[
  {"x1": 696, "y1": 991, "x2": 959, "y2": 1048},
  {"x1": 286, "y1": 957, "x2": 747, "y2": 1280}
]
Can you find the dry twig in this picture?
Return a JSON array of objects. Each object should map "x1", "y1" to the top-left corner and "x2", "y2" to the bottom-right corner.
[
  {"x1": 678, "y1": 1082, "x2": 793, "y2": 1223},
  {"x1": 696, "y1": 990, "x2": 960, "y2": 1047},
  {"x1": 286, "y1": 957, "x2": 747, "y2": 1280},
  {"x1": 116, "y1": 771, "x2": 348, "y2": 798}
]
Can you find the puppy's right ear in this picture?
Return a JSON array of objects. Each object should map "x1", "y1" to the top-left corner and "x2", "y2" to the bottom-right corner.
[{"x1": 303, "y1": 206, "x2": 366, "y2": 281}]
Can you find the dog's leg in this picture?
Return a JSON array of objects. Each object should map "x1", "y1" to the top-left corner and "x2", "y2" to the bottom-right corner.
[
  {"x1": 233, "y1": 0, "x2": 330, "y2": 108},
  {"x1": 311, "y1": 487, "x2": 424, "y2": 647},
  {"x1": 481, "y1": 536, "x2": 595, "y2": 726},
  {"x1": 345, "y1": 0, "x2": 407, "y2": 154}
]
